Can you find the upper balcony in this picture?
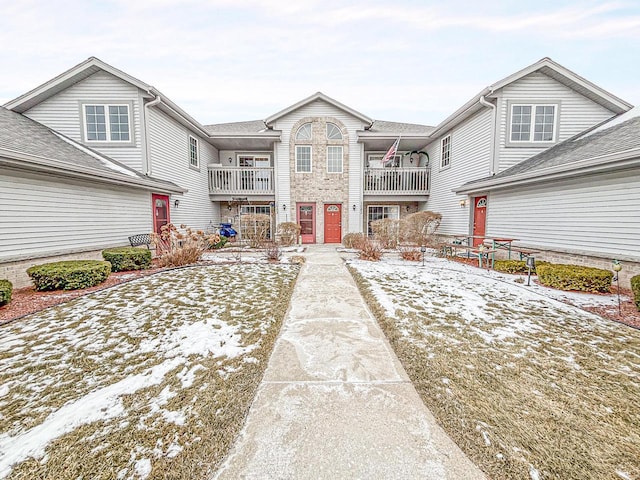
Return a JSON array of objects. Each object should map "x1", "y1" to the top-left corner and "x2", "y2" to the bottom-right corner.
[
  {"x1": 208, "y1": 166, "x2": 275, "y2": 197},
  {"x1": 364, "y1": 167, "x2": 429, "y2": 198}
]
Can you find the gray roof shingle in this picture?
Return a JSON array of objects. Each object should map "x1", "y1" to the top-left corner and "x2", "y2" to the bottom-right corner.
[
  {"x1": 204, "y1": 120, "x2": 268, "y2": 134},
  {"x1": 0, "y1": 107, "x2": 181, "y2": 191},
  {"x1": 367, "y1": 120, "x2": 434, "y2": 135}
]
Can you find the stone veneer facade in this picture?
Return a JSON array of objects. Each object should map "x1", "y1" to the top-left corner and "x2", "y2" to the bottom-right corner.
[{"x1": 289, "y1": 117, "x2": 350, "y2": 243}]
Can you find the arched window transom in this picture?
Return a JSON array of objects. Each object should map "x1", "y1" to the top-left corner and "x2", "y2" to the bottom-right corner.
[
  {"x1": 296, "y1": 123, "x2": 312, "y2": 141},
  {"x1": 326, "y1": 123, "x2": 343, "y2": 140}
]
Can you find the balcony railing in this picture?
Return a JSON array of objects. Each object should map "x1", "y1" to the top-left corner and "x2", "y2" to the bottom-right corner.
[
  {"x1": 208, "y1": 167, "x2": 275, "y2": 195},
  {"x1": 364, "y1": 167, "x2": 429, "y2": 195}
]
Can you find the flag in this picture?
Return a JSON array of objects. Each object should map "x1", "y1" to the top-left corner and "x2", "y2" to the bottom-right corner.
[{"x1": 382, "y1": 137, "x2": 400, "y2": 167}]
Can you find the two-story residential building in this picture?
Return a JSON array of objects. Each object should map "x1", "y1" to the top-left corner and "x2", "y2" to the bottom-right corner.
[{"x1": 2, "y1": 56, "x2": 638, "y2": 287}]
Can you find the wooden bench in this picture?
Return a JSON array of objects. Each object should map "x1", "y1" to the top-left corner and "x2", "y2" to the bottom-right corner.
[
  {"x1": 128, "y1": 234, "x2": 153, "y2": 249},
  {"x1": 439, "y1": 242, "x2": 476, "y2": 258},
  {"x1": 509, "y1": 247, "x2": 540, "y2": 260}
]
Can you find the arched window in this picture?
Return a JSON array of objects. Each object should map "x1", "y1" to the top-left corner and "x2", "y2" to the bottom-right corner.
[
  {"x1": 296, "y1": 123, "x2": 312, "y2": 141},
  {"x1": 326, "y1": 123, "x2": 342, "y2": 140}
]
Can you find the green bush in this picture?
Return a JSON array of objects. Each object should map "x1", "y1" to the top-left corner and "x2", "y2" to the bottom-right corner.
[
  {"x1": 0, "y1": 279, "x2": 13, "y2": 306},
  {"x1": 102, "y1": 247, "x2": 151, "y2": 272},
  {"x1": 536, "y1": 263, "x2": 613, "y2": 293},
  {"x1": 631, "y1": 275, "x2": 640, "y2": 311},
  {"x1": 493, "y1": 259, "x2": 550, "y2": 274},
  {"x1": 27, "y1": 260, "x2": 111, "y2": 291}
]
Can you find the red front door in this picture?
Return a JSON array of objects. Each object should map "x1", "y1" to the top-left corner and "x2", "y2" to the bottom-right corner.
[
  {"x1": 152, "y1": 194, "x2": 170, "y2": 234},
  {"x1": 324, "y1": 204, "x2": 342, "y2": 243},
  {"x1": 297, "y1": 203, "x2": 316, "y2": 244},
  {"x1": 472, "y1": 196, "x2": 487, "y2": 246}
]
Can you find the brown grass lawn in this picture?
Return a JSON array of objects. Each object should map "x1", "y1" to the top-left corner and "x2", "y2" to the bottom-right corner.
[
  {"x1": 349, "y1": 260, "x2": 640, "y2": 480},
  {"x1": 0, "y1": 264, "x2": 299, "y2": 480}
]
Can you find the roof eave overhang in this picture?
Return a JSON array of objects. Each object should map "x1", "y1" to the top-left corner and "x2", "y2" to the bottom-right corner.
[
  {"x1": 454, "y1": 149, "x2": 640, "y2": 194},
  {"x1": 0, "y1": 148, "x2": 186, "y2": 194},
  {"x1": 265, "y1": 92, "x2": 372, "y2": 125}
]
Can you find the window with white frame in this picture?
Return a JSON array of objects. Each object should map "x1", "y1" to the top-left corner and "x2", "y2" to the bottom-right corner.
[
  {"x1": 327, "y1": 146, "x2": 343, "y2": 173},
  {"x1": 367, "y1": 154, "x2": 401, "y2": 168},
  {"x1": 189, "y1": 135, "x2": 199, "y2": 168},
  {"x1": 326, "y1": 123, "x2": 343, "y2": 140},
  {"x1": 510, "y1": 104, "x2": 557, "y2": 143},
  {"x1": 296, "y1": 145, "x2": 312, "y2": 172},
  {"x1": 441, "y1": 135, "x2": 451, "y2": 168},
  {"x1": 83, "y1": 104, "x2": 130, "y2": 142},
  {"x1": 296, "y1": 123, "x2": 312, "y2": 141},
  {"x1": 367, "y1": 205, "x2": 399, "y2": 236},
  {"x1": 240, "y1": 205, "x2": 273, "y2": 239}
]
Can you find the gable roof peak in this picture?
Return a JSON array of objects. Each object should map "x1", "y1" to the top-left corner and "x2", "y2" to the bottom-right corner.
[{"x1": 265, "y1": 91, "x2": 373, "y2": 125}]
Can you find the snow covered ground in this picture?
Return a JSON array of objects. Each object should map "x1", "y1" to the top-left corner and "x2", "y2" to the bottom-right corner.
[
  {"x1": 0, "y1": 264, "x2": 298, "y2": 479},
  {"x1": 349, "y1": 256, "x2": 640, "y2": 480}
]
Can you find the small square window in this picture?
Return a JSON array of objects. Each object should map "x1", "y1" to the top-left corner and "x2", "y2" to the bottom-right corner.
[
  {"x1": 84, "y1": 104, "x2": 130, "y2": 142},
  {"x1": 510, "y1": 104, "x2": 556, "y2": 143}
]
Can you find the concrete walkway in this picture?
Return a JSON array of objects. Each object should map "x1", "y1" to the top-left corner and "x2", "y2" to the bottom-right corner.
[{"x1": 213, "y1": 245, "x2": 486, "y2": 479}]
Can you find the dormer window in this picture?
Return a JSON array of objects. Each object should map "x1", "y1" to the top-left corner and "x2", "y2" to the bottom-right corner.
[
  {"x1": 83, "y1": 104, "x2": 130, "y2": 142},
  {"x1": 326, "y1": 123, "x2": 343, "y2": 140},
  {"x1": 509, "y1": 104, "x2": 557, "y2": 144},
  {"x1": 296, "y1": 123, "x2": 312, "y2": 141}
]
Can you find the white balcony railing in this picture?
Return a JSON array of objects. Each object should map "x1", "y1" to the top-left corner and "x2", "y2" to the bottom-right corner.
[
  {"x1": 364, "y1": 168, "x2": 429, "y2": 195},
  {"x1": 208, "y1": 167, "x2": 275, "y2": 195}
]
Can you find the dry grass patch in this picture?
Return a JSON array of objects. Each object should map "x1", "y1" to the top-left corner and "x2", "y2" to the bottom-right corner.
[
  {"x1": 0, "y1": 264, "x2": 299, "y2": 480},
  {"x1": 348, "y1": 260, "x2": 640, "y2": 480}
]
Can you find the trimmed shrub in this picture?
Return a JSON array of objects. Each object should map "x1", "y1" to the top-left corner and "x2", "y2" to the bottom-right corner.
[
  {"x1": 631, "y1": 275, "x2": 640, "y2": 311},
  {"x1": 0, "y1": 279, "x2": 13, "y2": 306},
  {"x1": 358, "y1": 238, "x2": 383, "y2": 261},
  {"x1": 536, "y1": 263, "x2": 613, "y2": 293},
  {"x1": 342, "y1": 233, "x2": 366, "y2": 250},
  {"x1": 493, "y1": 259, "x2": 550, "y2": 274},
  {"x1": 399, "y1": 247, "x2": 422, "y2": 261},
  {"x1": 27, "y1": 260, "x2": 111, "y2": 291},
  {"x1": 371, "y1": 218, "x2": 400, "y2": 249},
  {"x1": 102, "y1": 247, "x2": 151, "y2": 272},
  {"x1": 277, "y1": 222, "x2": 301, "y2": 246},
  {"x1": 399, "y1": 211, "x2": 442, "y2": 246}
]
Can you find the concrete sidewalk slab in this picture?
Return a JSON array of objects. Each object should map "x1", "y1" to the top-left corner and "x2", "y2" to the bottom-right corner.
[{"x1": 213, "y1": 245, "x2": 486, "y2": 480}]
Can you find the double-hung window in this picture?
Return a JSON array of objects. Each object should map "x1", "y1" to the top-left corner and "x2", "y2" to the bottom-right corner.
[
  {"x1": 189, "y1": 135, "x2": 199, "y2": 168},
  {"x1": 296, "y1": 145, "x2": 312, "y2": 173},
  {"x1": 83, "y1": 104, "x2": 130, "y2": 142},
  {"x1": 440, "y1": 135, "x2": 451, "y2": 169},
  {"x1": 510, "y1": 104, "x2": 557, "y2": 143},
  {"x1": 327, "y1": 146, "x2": 343, "y2": 173}
]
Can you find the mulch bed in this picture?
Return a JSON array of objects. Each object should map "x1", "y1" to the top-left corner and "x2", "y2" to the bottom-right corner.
[{"x1": 449, "y1": 256, "x2": 640, "y2": 329}]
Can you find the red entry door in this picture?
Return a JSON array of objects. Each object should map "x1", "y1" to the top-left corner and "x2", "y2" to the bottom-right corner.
[
  {"x1": 297, "y1": 203, "x2": 316, "y2": 244},
  {"x1": 152, "y1": 194, "x2": 170, "y2": 234},
  {"x1": 472, "y1": 196, "x2": 487, "y2": 246},
  {"x1": 324, "y1": 204, "x2": 342, "y2": 243}
]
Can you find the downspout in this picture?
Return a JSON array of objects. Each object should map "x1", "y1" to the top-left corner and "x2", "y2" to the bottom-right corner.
[
  {"x1": 143, "y1": 92, "x2": 162, "y2": 176},
  {"x1": 479, "y1": 95, "x2": 497, "y2": 176}
]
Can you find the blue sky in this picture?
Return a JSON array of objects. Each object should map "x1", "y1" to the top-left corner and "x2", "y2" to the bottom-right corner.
[{"x1": 1, "y1": 0, "x2": 638, "y2": 126}]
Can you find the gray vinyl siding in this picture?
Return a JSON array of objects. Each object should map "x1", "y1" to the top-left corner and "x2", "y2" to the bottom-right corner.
[
  {"x1": 270, "y1": 100, "x2": 368, "y2": 231},
  {"x1": 486, "y1": 169, "x2": 640, "y2": 260},
  {"x1": 496, "y1": 72, "x2": 615, "y2": 172},
  {"x1": 146, "y1": 108, "x2": 218, "y2": 230},
  {"x1": 22, "y1": 71, "x2": 144, "y2": 172},
  {"x1": 0, "y1": 169, "x2": 150, "y2": 262},
  {"x1": 425, "y1": 108, "x2": 493, "y2": 234}
]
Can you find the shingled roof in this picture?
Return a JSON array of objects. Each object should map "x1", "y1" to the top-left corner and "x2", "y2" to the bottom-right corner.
[
  {"x1": 456, "y1": 111, "x2": 640, "y2": 193},
  {"x1": 0, "y1": 107, "x2": 184, "y2": 193}
]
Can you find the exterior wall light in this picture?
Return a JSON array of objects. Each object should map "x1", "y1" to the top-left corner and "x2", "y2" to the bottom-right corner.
[
  {"x1": 282, "y1": 204, "x2": 287, "y2": 211},
  {"x1": 352, "y1": 204, "x2": 357, "y2": 211},
  {"x1": 174, "y1": 199, "x2": 180, "y2": 208},
  {"x1": 459, "y1": 199, "x2": 466, "y2": 208}
]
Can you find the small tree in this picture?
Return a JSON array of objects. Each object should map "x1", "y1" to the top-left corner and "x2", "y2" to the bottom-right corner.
[
  {"x1": 400, "y1": 211, "x2": 442, "y2": 246},
  {"x1": 242, "y1": 214, "x2": 271, "y2": 248}
]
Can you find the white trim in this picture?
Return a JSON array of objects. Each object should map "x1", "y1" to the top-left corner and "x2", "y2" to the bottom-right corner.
[
  {"x1": 82, "y1": 103, "x2": 132, "y2": 144},
  {"x1": 188, "y1": 135, "x2": 200, "y2": 169},
  {"x1": 295, "y1": 122, "x2": 312, "y2": 141},
  {"x1": 326, "y1": 122, "x2": 343, "y2": 140},
  {"x1": 508, "y1": 103, "x2": 559, "y2": 145},
  {"x1": 326, "y1": 145, "x2": 343, "y2": 173},
  {"x1": 440, "y1": 135, "x2": 451, "y2": 170},
  {"x1": 295, "y1": 145, "x2": 312, "y2": 173}
]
